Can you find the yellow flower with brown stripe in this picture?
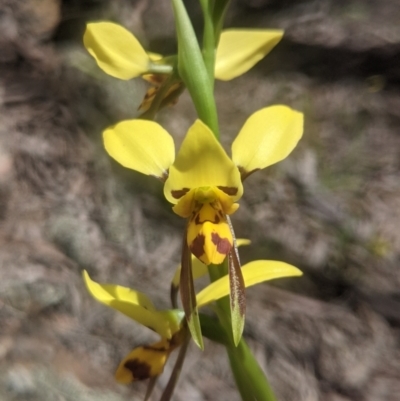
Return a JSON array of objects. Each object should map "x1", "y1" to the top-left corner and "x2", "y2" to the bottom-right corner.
[
  {"x1": 102, "y1": 105, "x2": 303, "y2": 346},
  {"x1": 82, "y1": 255, "x2": 302, "y2": 384}
]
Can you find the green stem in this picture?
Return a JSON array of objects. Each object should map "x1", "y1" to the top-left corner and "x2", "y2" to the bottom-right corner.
[
  {"x1": 171, "y1": 0, "x2": 219, "y2": 138},
  {"x1": 199, "y1": 0, "x2": 216, "y2": 86},
  {"x1": 229, "y1": 340, "x2": 277, "y2": 401},
  {"x1": 201, "y1": 310, "x2": 277, "y2": 401}
]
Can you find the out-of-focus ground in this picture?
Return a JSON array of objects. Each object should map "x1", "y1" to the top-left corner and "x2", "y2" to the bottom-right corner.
[{"x1": 1, "y1": 0, "x2": 400, "y2": 400}]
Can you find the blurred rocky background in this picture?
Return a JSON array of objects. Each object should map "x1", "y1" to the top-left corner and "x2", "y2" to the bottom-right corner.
[{"x1": 1, "y1": 0, "x2": 400, "y2": 400}]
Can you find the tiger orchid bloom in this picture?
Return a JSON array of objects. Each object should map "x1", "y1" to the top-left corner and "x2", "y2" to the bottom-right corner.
[
  {"x1": 83, "y1": 22, "x2": 284, "y2": 111},
  {"x1": 83, "y1": 257, "x2": 301, "y2": 382},
  {"x1": 102, "y1": 105, "x2": 303, "y2": 346}
]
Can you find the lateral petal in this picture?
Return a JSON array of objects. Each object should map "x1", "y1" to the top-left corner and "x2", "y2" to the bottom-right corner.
[
  {"x1": 83, "y1": 271, "x2": 183, "y2": 339},
  {"x1": 164, "y1": 120, "x2": 242, "y2": 204},
  {"x1": 84, "y1": 22, "x2": 150, "y2": 80},
  {"x1": 196, "y1": 260, "x2": 302, "y2": 307},
  {"x1": 103, "y1": 119, "x2": 175, "y2": 179},
  {"x1": 215, "y1": 29, "x2": 283, "y2": 81},
  {"x1": 232, "y1": 105, "x2": 303, "y2": 177}
]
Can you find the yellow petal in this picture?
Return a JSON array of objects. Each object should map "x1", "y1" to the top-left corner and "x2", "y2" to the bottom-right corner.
[
  {"x1": 164, "y1": 120, "x2": 243, "y2": 204},
  {"x1": 196, "y1": 260, "x2": 302, "y2": 307},
  {"x1": 83, "y1": 270, "x2": 154, "y2": 309},
  {"x1": 232, "y1": 105, "x2": 303, "y2": 176},
  {"x1": 115, "y1": 339, "x2": 170, "y2": 383},
  {"x1": 103, "y1": 119, "x2": 175, "y2": 179},
  {"x1": 83, "y1": 271, "x2": 184, "y2": 338},
  {"x1": 215, "y1": 29, "x2": 283, "y2": 81},
  {"x1": 84, "y1": 22, "x2": 150, "y2": 80},
  {"x1": 187, "y1": 203, "x2": 233, "y2": 265}
]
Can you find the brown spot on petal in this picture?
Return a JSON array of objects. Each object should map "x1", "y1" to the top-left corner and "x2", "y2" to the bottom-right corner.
[
  {"x1": 190, "y1": 234, "x2": 205, "y2": 259},
  {"x1": 124, "y1": 359, "x2": 152, "y2": 381},
  {"x1": 211, "y1": 233, "x2": 231, "y2": 255},
  {"x1": 171, "y1": 188, "x2": 190, "y2": 199},
  {"x1": 217, "y1": 186, "x2": 238, "y2": 196}
]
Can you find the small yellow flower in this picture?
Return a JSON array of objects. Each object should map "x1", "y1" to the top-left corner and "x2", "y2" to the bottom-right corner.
[
  {"x1": 83, "y1": 271, "x2": 184, "y2": 383},
  {"x1": 83, "y1": 22, "x2": 284, "y2": 110},
  {"x1": 83, "y1": 256, "x2": 301, "y2": 381}
]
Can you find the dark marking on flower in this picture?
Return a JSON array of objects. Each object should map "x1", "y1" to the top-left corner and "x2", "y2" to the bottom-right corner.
[
  {"x1": 171, "y1": 188, "x2": 190, "y2": 199},
  {"x1": 124, "y1": 359, "x2": 152, "y2": 381},
  {"x1": 238, "y1": 166, "x2": 259, "y2": 182},
  {"x1": 195, "y1": 212, "x2": 220, "y2": 225},
  {"x1": 211, "y1": 233, "x2": 231, "y2": 255},
  {"x1": 190, "y1": 234, "x2": 205, "y2": 259},
  {"x1": 218, "y1": 186, "x2": 238, "y2": 196}
]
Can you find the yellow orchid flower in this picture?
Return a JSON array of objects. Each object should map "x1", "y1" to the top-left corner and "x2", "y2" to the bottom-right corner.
[
  {"x1": 104, "y1": 106, "x2": 302, "y2": 264},
  {"x1": 83, "y1": 22, "x2": 283, "y2": 111},
  {"x1": 102, "y1": 105, "x2": 303, "y2": 346},
  {"x1": 83, "y1": 258, "x2": 301, "y2": 382}
]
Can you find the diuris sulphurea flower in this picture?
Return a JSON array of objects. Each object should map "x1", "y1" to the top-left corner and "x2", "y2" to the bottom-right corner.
[
  {"x1": 102, "y1": 105, "x2": 303, "y2": 346},
  {"x1": 83, "y1": 22, "x2": 283, "y2": 111},
  {"x1": 83, "y1": 257, "x2": 301, "y2": 384}
]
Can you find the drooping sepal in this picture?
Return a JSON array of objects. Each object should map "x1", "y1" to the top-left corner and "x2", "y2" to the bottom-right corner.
[
  {"x1": 227, "y1": 222, "x2": 246, "y2": 346},
  {"x1": 180, "y1": 231, "x2": 204, "y2": 349},
  {"x1": 159, "y1": 330, "x2": 191, "y2": 401}
]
